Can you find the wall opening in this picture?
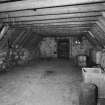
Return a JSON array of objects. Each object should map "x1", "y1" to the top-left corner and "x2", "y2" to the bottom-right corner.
[{"x1": 57, "y1": 39, "x2": 69, "y2": 59}]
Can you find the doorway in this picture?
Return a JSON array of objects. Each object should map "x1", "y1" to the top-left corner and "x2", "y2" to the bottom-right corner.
[{"x1": 57, "y1": 39, "x2": 69, "y2": 59}]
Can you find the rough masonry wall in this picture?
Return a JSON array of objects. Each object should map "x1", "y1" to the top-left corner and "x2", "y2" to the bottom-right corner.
[
  {"x1": 72, "y1": 37, "x2": 93, "y2": 57},
  {"x1": 39, "y1": 37, "x2": 57, "y2": 58},
  {"x1": 39, "y1": 36, "x2": 93, "y2": 58}
]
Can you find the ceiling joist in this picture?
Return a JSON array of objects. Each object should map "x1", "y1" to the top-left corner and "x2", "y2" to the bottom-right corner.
[
  {"x1": 10, "y1": 23, "x2": 93, "y2": 28},
  {"x1": 1, "y1": 17, "x2": 98, "y2": 24},
  {"x1": 0, "y1": 3, "x2": 104, "y2": 20},
  {"x1": 0, "y1": 0, "x2": 104, "y2": 37},
  {"x1": 0, "y1": 12, "x2": 101, "y2": 22},
  {"x1": 0, "y1": 0, "x2": 104, "y2": 12},
  {"x1": 32, "y1": 29, "x2": 87, "y2": 35},
  {"x1": 0, "y1": 11, "x2": 102, "y2": 20},
  {"x1": 11, "y1": 27, "x2": 90, "y2": 31},
  {"x1": 6, "y1": 21, "x2": 96, "y2": 26},
  {"x1": 11, "y1": 26, "x2": 90, "y2": 29},
  {"x1": 9, "y1": 22, "x2": 95, "y2": 31}
]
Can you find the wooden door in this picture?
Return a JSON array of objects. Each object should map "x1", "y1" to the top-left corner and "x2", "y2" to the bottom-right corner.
[{"x1": 57, "y1": 39, "x2": 69, "y2": 59}]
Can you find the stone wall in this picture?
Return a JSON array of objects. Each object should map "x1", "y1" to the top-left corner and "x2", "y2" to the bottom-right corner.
[
  {"x1": 39, "y1": 37, "x2": 57, "y2": 58},
  {"x1": 72, "y1": 37, "x2": 93, "y2": 57},
  {"x1": 39, "y1": 36, "x2": 93, "y2": 58}
]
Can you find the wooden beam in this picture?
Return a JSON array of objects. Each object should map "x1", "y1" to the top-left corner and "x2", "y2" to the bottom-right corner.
[
  {"x1": 17, "y1": 29, "x2": 31, "y2": 46},
  {"x1": 97, "y1": 19, "x2": 105, "y2": 33},
  {"x1": 11, "y1": 26, "x2": 90, "y2": 29},
  {"x1": 0, "y1": 0, "x2": 23, "y2": 4},
  {"x1": 31, "y1": 30, "x2": 87, "y2": 36},
  {"x1": 26, "y1": 27, "x2": 90, "y2": 31},
  {"x1": 37, "y1": 27, "x2": 88, "y2": 30},
  {"x1": 0, "y1": 10, "x2": 102, "y2": 19},
  {"x1": 0, "y1": 3, "x2": 104, "y2": 21},
  {"x1": 2, "y1": 17, "x2": 98, "y2": 24},
  {"x1": 6, "y1": 21, "x2": 96, "y2": 26},
  {"x1": 94, "y1": 22, "x2": 105, "y2": 44},
  {"x1": 98, "y1": 16, "x2": 105, "y2": 28},
  {"x1": 90, "y1": 24, "x2": 105, "y2": 46},
  {"x1": 0, "y1": 0, "x2": 104, "y2": 12},
  {"x1": 13, "y1": 30, "x2": 26, "y2": 45},
  {"x1": 9, "y1": 23, "x2": 94, "y2": 30},
  {"x1": 32, "y1": 27, "x2": 89, "y2": 31},
  {"x1": 1, "y1": 15, "x2": 100, "y2": 23},
  {"x1": 42, "y1": 34, "x2": 83, "y2": 37},
  {"x1": 11, "y1": 23, "x2": 93, "y2": 28},
  {"x1": 0, "y1": 12, "x2": 102, "y2": 21},
  {"x1": 10, "y1": 24, "x2": 91, "y2": 29},
  {"x1": 20, "y1": 30, "x2": 33, "y2": 47},
  {"x1": 87, "y1": 31, "x2": 100, "y2": 46}
]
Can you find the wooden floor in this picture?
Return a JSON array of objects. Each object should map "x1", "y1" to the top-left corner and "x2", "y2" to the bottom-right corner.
[{"x1": 0, "y1": 59, "x2": 85, "y2": 105}]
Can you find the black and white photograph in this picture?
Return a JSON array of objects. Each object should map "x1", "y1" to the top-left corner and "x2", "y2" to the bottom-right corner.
[{"x1": 0, "y1": 0, "x2": 104, "y2": 105}]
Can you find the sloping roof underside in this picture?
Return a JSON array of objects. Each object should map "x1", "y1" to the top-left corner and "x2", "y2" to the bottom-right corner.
[{"x1": 0, "y1": 0, "x2": 105, "y2": 48}]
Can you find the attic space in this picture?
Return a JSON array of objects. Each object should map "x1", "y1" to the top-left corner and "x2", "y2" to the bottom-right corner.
[{"x1": 0, "y1": 0, "x2": 105, "y2": 105}]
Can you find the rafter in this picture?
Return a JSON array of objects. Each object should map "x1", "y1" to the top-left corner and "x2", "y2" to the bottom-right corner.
[{"x1": 0, "y1": 0, "x2": 104, "y2": 12}]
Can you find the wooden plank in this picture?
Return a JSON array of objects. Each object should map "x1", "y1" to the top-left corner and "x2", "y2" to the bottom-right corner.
[
  {"x1": 93, "y1": 23, "x2": 105, "y2": 44},
  {"x1": 0, "y1": 9, "x2": 102, "y2": 19},
  {"x1": 0, "y1": 3, "x2": 104, "y2": 21},
  {"x1": 7, "y1": 21, "x2": 96, "y2": 26},
  {"x1": 1, "y1": 16, "x2": 99, "y2": 23},
  {"x1": 90, "y1": 24, "x2": 105, "y2": 47},
  {"x1": 11, "y1": 23, "x2": 93, "y2": 28},
  {"x1": 86, "y1": 31, "x2": 98, "y2": 46},
  {"x1": 0, "y1": 0, "x2": 104, "y2": 12}
]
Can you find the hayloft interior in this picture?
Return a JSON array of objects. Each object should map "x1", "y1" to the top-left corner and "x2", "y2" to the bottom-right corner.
[{"x1": 0, "y1": 0, "x2": 105, "y2": 105}]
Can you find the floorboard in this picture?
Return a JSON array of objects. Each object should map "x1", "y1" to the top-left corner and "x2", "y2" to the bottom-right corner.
[{"x1": 0, "y1": 59, "x2": 83, "y2": 105}]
